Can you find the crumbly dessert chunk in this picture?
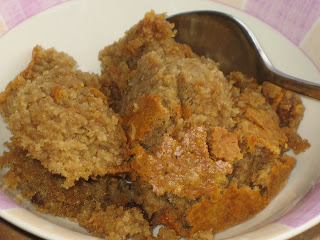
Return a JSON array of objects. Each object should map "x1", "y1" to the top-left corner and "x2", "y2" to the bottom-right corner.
[
  {"x1": 132, "y1": 125, "x2": 232, "y2": 199},
  {"x1": 99, "y1": 12, "x2": 237, "y2": 149},
  {"x1": 0, "y1": 46, "x2": 129, "y2": 188},
  {"x1": 98, "y1": 11, "x2": 308, "y2": 237},
  {"x1": 0, "y1": 143, "x2": 151, "y2": 240},
  {"x1": 0, "y1": 10, "x2": 310, "y2": 240}
]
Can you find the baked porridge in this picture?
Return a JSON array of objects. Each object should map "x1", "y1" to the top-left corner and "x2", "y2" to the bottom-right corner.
[{"x1": 0, "y1": 11, "x2": 310, "y2": 240}]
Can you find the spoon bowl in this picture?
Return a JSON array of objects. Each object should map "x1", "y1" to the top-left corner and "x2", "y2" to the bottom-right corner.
[{"x1": 167, "y1": 11, "x2": 320, "y2": 99}]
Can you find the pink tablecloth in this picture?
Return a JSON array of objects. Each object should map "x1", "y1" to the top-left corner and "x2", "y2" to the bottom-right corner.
[{"x1": 0, "y1": 0, "x2": 68, "y2": 35}]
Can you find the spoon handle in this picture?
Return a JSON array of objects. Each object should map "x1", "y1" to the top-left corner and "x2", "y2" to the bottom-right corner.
[{"x1": 263, "y1": 66, "x2": 320, "y2": 100}]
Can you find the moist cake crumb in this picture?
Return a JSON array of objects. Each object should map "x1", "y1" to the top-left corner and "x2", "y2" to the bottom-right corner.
[{"x1": 0, "y1": 46, "x2": 130, "y2": 188}]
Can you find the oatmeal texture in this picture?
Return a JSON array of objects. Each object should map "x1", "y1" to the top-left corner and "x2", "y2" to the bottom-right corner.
[
  {"x1": 0, "y1": 46, "x2": 129, "y2": 188},
  {"x1": 0, "y1": 11, "x2": 310, "y2": 240}
]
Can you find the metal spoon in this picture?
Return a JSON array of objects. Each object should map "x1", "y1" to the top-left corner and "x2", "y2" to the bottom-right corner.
[{"x1": 167, "y1": 11, "x2": 320, "y2": 100}]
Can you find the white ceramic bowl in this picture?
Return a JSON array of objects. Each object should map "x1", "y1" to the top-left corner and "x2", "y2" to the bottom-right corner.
[{"x1": 0, "y1": 0, "x2": 320, "y2": 239}]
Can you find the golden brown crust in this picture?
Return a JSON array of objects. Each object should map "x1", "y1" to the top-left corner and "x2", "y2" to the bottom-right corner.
[
  {"x1": 262, "y1": 81, "x2": 307, "y2": 132},
  {"x1": 77, "y1": 206, "x2": 152, "y2": 240},
  {"x1": 282, "y1": 127, "x2": 310, "y2": 154},
  {"x1": 21, "y1": 45, "x2": 76, "y2": 80},
  {"x1": 238, "y1": 107, "x2": 287, "y2": 154},
  {"x1": 187, "y1": 185, "x2": 269, "y2": 234},
  {"x1": 208, "y1": 127, "x2": 242, "y2": 162},
  {"x1": 132, "y1": 125, "x2": 232, "y2": 199},
  {"x1": 98, "y1": 10, "x2": 177, "y2": 74},
  {"x1": 123, "y1": 94, "x2": 169, "y2": 143},
  {"x1": 252, "y1": 154, "x2": 296, "y2": 200},
  {"x1": 155, "y1": 227, "x2": 180, "y2": 240}
]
